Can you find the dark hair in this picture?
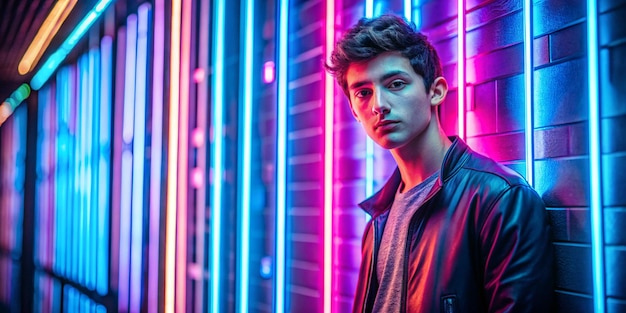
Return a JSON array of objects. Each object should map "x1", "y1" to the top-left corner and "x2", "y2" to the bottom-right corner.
[{"x1": 326, "y1": 14, "x2": 443, "y2": 97}]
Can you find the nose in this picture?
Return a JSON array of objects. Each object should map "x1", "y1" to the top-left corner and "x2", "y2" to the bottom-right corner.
[{"x1": 372, "y1": 89, "x2": 391, "y2": 116}]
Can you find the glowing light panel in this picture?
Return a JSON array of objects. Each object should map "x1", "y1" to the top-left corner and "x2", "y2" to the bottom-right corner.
[
  {"x1": 587, "y1": 0, "x2": 605, "y2": 312},
  {"x1": 275, "y1": 0, "x2": 289, "y2": 312},
  {"x1": 210, "y1": 0, "x2": 225, "y2": 312},
  {"x1": 97, "y1": 35, "x2": 113, "y2": 296},
  {"x1": 238, "y1": 0, "x2": 255, "y2": 311},
  {"x1": 523, "y1": 0, "x2": 534, "y2": 186},
  {"x1": 324, "y1": 0, "x2": 335, "y2": 312},
  {"x1": 165, "y1": 0, "x2": 182, "y2": 311}
]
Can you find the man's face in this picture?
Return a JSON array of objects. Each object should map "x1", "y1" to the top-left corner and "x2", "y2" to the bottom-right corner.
[{"x1": 346, "y1": 52, "x2": 436, "y2": 150}]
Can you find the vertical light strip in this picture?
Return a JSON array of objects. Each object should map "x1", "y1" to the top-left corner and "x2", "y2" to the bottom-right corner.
[
  {"x1": 323, "y1": 0, "x2": 335, "y2": 313},
  {"x1": 275, "y1": 0, "x2": 289, "y2": 311},
  {"x1": 404, "y1": 0, "x2": 411, "y2": 21},
  {"x1": 78, "y1": 55, "x2": 88, "y2": 286},
  {"x1": 365, "y1": 0, "x2": 373, "y2": 18},
  {"x1": 110, "y1": 26, "x2": 127, "y2": 306},
  {"x1": 88, "y1": 46, "x2": 101, "y2": 292},
  {"x1": 210, "y1": 0, "x2": 225, "y2": 312},
  {"x1": 164, "y1": 0, "x2": 181, "y2": 311},
  {"x1": 119, "y1": 15, "x2": 138, "y2": 312},
  {"x1": 457, "y1": 0, "x2": 465, "y2": 140},
  {"x1": 523, "y1": 0, "x2": 534, "y2": 186},
  {"x1": 97, "y1": 35, "x2": 112, "y2": 296},
  {"x1": 238, "y1": 0, "x2": 254, "y2": 311},
  {"x1": 131, "y1": 5, "x2": 150, "y2": 312},
  {"x1": 587, "y1": 0, "x2": 605, "y2": 312},
  {"x1": 177, "y1": 0, "x2": 191, "y2": 310},
  {"x1": 194, "y1": 0, "x2": 210, "y2": 311},
  {"x1": 148, "y1": 0, "x2": 165, "y2": 311},
  {"x1": 364, "y1": 1, "x2": 374, "y2": 203},
  {"x1": 324, "y1": 0, "x2": 335, "y2": 312}
]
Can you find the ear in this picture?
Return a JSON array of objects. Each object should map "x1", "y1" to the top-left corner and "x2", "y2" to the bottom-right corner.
[{"x1": 429, "y1": 76, "x2": 448, "y2": 107}]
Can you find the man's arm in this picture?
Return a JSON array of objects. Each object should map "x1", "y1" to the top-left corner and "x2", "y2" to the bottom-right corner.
[{"x1": 479, "y1": 185, "x2": 554, "y2": 313}]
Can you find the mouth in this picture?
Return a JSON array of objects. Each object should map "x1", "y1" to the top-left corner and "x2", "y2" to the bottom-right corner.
[{"x1": 374, "y1": 119, "x2": 399, "y2": 130}]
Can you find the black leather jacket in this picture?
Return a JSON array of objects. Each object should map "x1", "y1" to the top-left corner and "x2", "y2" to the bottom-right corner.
[{"x1": 353, "y1": 137, "x2": 553, "y2": 313}]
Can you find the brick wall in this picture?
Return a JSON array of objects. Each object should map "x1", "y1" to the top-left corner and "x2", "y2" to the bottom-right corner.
[{"x1": 280, "y1": 0, "x2": 626, "y2": 312}]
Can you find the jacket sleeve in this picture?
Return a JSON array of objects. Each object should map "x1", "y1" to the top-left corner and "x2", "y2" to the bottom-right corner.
[{"x1": 479, "y1": 185, "x2": 554, "y2": 313}]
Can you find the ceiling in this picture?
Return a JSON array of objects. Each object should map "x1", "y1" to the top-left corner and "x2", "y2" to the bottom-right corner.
[{"x1": 0, "y1": 0, "x2": 98, "y2": 100}]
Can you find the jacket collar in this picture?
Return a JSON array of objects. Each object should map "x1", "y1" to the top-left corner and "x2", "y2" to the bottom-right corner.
[{"x1": 358, "y1": 136, "x2": 470, "y2": 217}]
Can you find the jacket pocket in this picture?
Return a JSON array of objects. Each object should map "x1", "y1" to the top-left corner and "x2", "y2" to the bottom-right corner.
[{"x1": 441, "y1": 295, "x2": 456, "y2": 313}]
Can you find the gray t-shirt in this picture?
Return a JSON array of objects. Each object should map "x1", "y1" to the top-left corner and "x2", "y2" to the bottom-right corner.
[{"x1": 372, "y1": 172, "x2": 439, "y2": 312}]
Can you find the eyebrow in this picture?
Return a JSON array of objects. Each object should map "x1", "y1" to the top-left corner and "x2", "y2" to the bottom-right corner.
[{"x1": 348, "y1": 70, "x2": 409, "y2": 91}]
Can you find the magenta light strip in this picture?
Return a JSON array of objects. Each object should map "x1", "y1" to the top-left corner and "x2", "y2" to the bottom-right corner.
[
  {"x1": 457, "y1": 0, "x2": 466, "y2": 140},
  {"x1": 323, "y1": 0, "x2": 335, "y2": 312}
]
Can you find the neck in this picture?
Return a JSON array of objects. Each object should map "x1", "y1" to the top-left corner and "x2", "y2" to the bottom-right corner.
[{"x1": 390, "y1": 122, "x2": 451, "y2": 193}]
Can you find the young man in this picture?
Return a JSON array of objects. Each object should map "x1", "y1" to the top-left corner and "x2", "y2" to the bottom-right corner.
[{"x1": 326, "y1": 14, "x2": 553, "y2": 312}]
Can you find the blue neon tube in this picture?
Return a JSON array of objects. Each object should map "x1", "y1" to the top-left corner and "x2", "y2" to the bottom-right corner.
[
  {"x1": 238, "y1": 0, "x2": 254, "y2": 311},
  {"x1": 210, "y1": 0, "x2": 225, "y2": 312},
  {"x1": 587, "y1": 0, "x2": 605, "y2": 312},
  {"x1": 275, "y1": 0, "x2": 289, "y2": 312},
  {"x1": 30, "y1": 0, "x2": 115, "y2": 90}
]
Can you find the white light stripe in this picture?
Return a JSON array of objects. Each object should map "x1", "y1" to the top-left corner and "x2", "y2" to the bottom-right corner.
[
  {"x1": 275, "y1": 0, "x2": 289, "y2": 312},
  {"x1": 523, "y1": 0, "x2": 534, "y2": 186}
]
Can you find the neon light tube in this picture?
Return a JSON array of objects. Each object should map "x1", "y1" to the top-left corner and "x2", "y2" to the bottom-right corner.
[
  {"x1": 119, "y1": 14, "x2": 138, "y2": 312},
  {"x1": 587, "y1": 0, "x2": 605, "y2": 312},
  {"x1": 457, "y1": 0, "x2": 465, "y2": 140},
  {"x1": 193, "y1": 0, "x2": 210, "y2": 311},
  {"x1": 404, "y1": 0, "x2": 411, "y2": 20},
  {"x1": 18, "y1": 0, "x2": 77, "y2": 75},
  {"x1": 110, "y1": 26, "x2": 127, "y2": 310},
  {"x1": 148, "y1": 0, "x2": 165, "y2": 311},
  {"x1": 176, "y1": 0, "x2": 191, "y2": 311},
  {"x1": 324, "y1": 0, "x2": 335, "y2": 312},
  {"x1": 97, "y1": 35, "x2": 112, "y2": 296},
  {"x1": 237, "y1": 0, "x2": 254, "y2": 311},
  {"x1": 131, "y1": 5, "x2": 149, "y2": 312},
  {"x1": 0, "y1": 84, "x2": 31, "y2": 126},
  {"x1": 365, "y1": 0, "x2": 375, "y2": 226},
  {"x1": 523, "y1": 0, "x2": 534, "y2": 186},
  {"x1": 88, "y1": 47, "x2": 100, "y2": 291},
  {"x1": 275, "y1": 0, "x2": 289, "y2": 312},
  {"x1": 78, "y1": 55, "x2": 88, "y2": 286},
  {"x1": 365, "y1": 0, "x2": 373, "y2": 18},
  {"x1": 210, "y1": 0, "x2": 225, "y2": 311},
  {"x1": 164, "y1": 0, "x2": 181, "y2": 311},
  {"x1": 30, "y1": 0, "x2": 114, "y2": 90}
]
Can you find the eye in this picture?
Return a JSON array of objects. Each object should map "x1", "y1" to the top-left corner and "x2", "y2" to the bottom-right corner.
[
  {"x1": 354, "y1": 89, "x2": 372, "y2": 98},
  {"x1": 388, "y1": 80, "x2": 406, "y2": 90}
]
